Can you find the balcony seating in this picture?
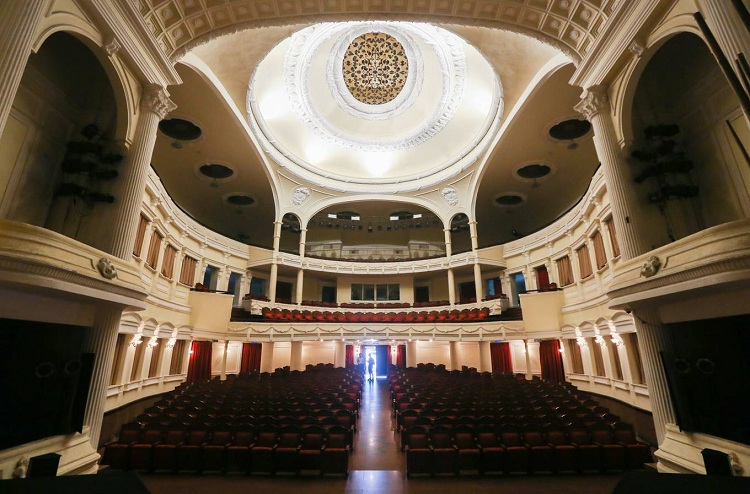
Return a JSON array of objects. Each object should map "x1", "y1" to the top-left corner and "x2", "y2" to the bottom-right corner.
[
  {"x1": 249, "y1": 425, "x2": 278, "y2": 475},
  {"x1": 453, "y1": 425, "x2": 480, "y2": 474},
  {"x1": 274, "y1": 426, "x2": 302, "y2": 475},
  {"x1": 568, "y1": 427, "x2": 601, "y2": 473},
  {"x1": 545, "y1": 427, "x2": 578, "y2": 473},
  {"x1": 500, "y1": 427, "x2": 530, "y2": 474},
  {"x1": 523, "y1": 429, "x2": 554, "y2": 474},
  {"x1": 590, "y1": 423, "x2": 626, "y2": 472},
  {"x1": 103, "y1": 422, "x2": 142, "y2": 470},
  {"x1": 297, "y1": 426, "x2": 325, "y2": 473},
  {"x1": 612, "y1": 422, "x2": 652, "y2": 469},
  {"x1": 129, "y1": 424, "x2": 164, "y2": 472},
  {"x1": 225, "y1": 425, "x2": 255, "y2": 474},
  {"x1": 177, "y1": 426, "x2": 210, "y2": 472},
  {"x1": 201, "y1": 424, "x2": 233, "y2": 473},
  {"x1": 321, "y1": 425, "x2": 350, "y2": 477},
  {"x1": 405, "y1": 426, "x2": 432, "y2": 477},
  {"x1": 431, "y1": 426, "x2": 457, "y2": 475},
  {"x1": 476, "y1": 426, "x2": 504, "y2": 475},
  {"x1": 152, "y1": 424, "x2": 186, "y2": 473}
]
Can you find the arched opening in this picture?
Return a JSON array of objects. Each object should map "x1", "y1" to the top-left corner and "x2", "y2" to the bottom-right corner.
[
  {"x1": 630, "y1": 32, "x2": 750, "y2": 246},
  {"x1": 449, "y1": 213, "x2": 472, "y2": 254},
  {"x1": 279, "y1": 212, "x2": 302, "y2": 254},
  {"x1": 0, "y1": 32, "x2": 120, "y2": 247}
]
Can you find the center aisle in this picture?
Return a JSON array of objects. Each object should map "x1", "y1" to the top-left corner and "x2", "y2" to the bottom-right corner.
[{"x1": 349, "y1": 374, "x2": 404, "y2": 471}]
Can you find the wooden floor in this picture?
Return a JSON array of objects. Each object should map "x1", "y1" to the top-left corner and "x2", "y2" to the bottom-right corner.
[{"x1": 140, "y1": 375, "x2": 624, "y2": 494}]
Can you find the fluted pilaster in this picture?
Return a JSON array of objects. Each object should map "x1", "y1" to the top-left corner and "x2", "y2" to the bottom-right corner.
[
  {"x1": 269, "y1": 262, "x2": 278, "y2": 303},
  {"x1": 83, "y1": 306, "x2": 123, "y2": 450},
  {"x1": 0, "y1": 1, "x2": 48, "y2": 139},
  {"x1": 260, "y1": 342, "x2": 275, "y2": 373},
  {"x1": 575, "y1": 87, "x2": 649, "y2": 260},
  {"x1": 478, "y1": 341, "x2": 491, "y2": 373},
  {"x1": 473, "y1": 263, "x2": 484, "y2": 302},
  {"x1": 290, "y1": 341, "x2": 303, "y2": 371},
  {"x1": 105, "y1": 85, "x2": 176, "y2": 259},
  {"x1": 449, "y1": 341, "x2": 460, "y2": 371},
  {"x1": 632, "y1": 308, "x2": 677, "y2": 444},
  {"x1": 334, "y1": 341, "x2": 346, "y2": 368},
  {"x1": 406, "y1": 340, "x2": 417, "y2": 368},
  {"x1": 447, "y1": 268, "x2": 456, "y2": 305},
  {"x1": 296, "y1": 268, "x2": 304, "y2": 306}
]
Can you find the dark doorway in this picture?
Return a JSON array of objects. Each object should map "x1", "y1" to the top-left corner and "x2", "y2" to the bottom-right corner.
[
  {"x1": 458, "y1": 281, "x2": 476, "y2": 304},
  {"x1": 535, "y1": 265, "x2": 550, "y2": 290},
  {"x1": 414, "y1": 286, "x2": 430, "y2": 303},
  {"x1": 276, "y1": 281, "x2": 293, "y2": 304},
  {"x1": 321, "y1": 286, "x2": 336, "y2": 303}
]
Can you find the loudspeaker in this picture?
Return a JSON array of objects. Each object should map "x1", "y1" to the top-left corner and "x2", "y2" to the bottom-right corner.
[
  {"x1": 27, "y1": 453, "x2": 61, "y2": 478},
  {"x1": 69, "y1": 352, "x2": 95, "y2": 433},
  {"x1": 702, "y1": 448, "x2": 733, "y2": 476}
]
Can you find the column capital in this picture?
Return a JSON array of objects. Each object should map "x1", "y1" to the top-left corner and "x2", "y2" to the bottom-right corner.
[
  {"x1": 142, "y1": 84, "x2": 177, "y2": 119},
  {"x1": 574, "y1": 86, "x2": 610, "y2": 120}
]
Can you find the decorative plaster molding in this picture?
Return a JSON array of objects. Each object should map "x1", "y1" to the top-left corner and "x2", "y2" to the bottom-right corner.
[
  {"x1": 96, "y1": 257, "x2": 118, "y2": 279},
  {"x1": 142, "y1": 84, "x2": 177, "y2": 119},
  {"x1": 628, "y1": 39, "x2": 645, "y2": 57},
  {"x1": 104, "y1": 36, "x2": 121, "y2": 55},
  {"x1": 640, "y1": 255, "x2": 661, "y2": 278},
  {"x1": 441, "y1": 186, "x2": 459, "y2": 206},
  {"x1": 291, "y1": 186, "x2": 310, "y2": 205},
  {"x1": 574, "y1": 86, "x2": 610, "y2": 120},
  {"x1": 280, "y1": 22, "x2": 466, "y2": 152}
]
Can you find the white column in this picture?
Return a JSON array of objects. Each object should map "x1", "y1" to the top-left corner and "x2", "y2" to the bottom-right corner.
[
  {"x1": 272, "y1": 220, "x2": 282, "y2": 252},
  {"x1": 449, "y1": 341, "x2": 461, "y2": 371},
  {"x1": 525, "y1": 340, "x2": 533, "y2": 380},
  {"x1": 220, "y1": 341, "x2": 229, "y2": 380},
  {"x1": 0, "y1": 1, "x2": 48, "y2": 138},
  {"x1": 299, "y1": 228, "x2": 307, "y2": 257},
  {"x1": 473, "y1": 263, "x2": 484, "y2": 302},
  {"x1": 478, "y1": 341, "x2": 492, "y2": 373},
  {"x1": 83, "y1": 306, "x2": 123, "y2": 450},
  {"x1": 576, "y1": 87, "x2": 676, "y2": 446},
  {"x1": 296, "y1": 269, "x2": 304, "y2": 305},
  {"x1": 260, "y1": 342, "x2": 275, "y2": 373},
  {"x1": 697, "y1": 0, "x2": 750, "y2": 126},
  {"x1": 447, "y1": 268, "x2": 456, "y2": 305},
  {"x1": 268, "y1": 262, "x2": 278, "y2": 303},
  {"x1": 103, "y1": 86, "x2": 176, "y2": 259},
  {"x1": 290, "y1": 341, "x2": 303, "y2": 371},
  {"x1": 575, "y1": 87, "x2": 650, "y2": 258},
  {"x1": 334, "y1": 340, "x2": 346, "y2": 368},
  {"x1": 468, "y1": 220, "x2": 479, "y2": 251},
  {"x1": 406, "y1": 340, "x2": 418, "y2": 368},
  {"x1": 443, "y1": 228, "x2": 452, "y2": 257}
]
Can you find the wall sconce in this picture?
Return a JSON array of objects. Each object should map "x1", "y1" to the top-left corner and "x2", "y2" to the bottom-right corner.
[
  {"x1": 130, "y1": 334, "x2": 143, "y2": 347},
  {"x1": 166, "y1": 337, "x2": 176, "y2": 349},
  {"x1": 147, "y1": 337, "x2": 159, "y2": 348},
  {"x1": 611, "y1": 334, "x2": 623, "y2": 346},
  {"x1": 576, "y1": 336, "x2": 588, "y2": 348},
  {"x1": 594, "y1": 335, "x2": 605, "y2": 346}
]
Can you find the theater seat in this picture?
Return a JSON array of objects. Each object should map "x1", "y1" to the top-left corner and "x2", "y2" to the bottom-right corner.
[
  {"x1": 102, "y1": 422, "x2": 141, "y2": 470},
  {"x1": 321, "y1": 426, "x2": 349, "y2": 477}
]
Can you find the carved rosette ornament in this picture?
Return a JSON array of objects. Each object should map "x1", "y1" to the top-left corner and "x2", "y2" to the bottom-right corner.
[
  {"x1": 640, "y1": 255, "x2": 661, "y2": 278},
  {"x1": 292, "y1": 186, "x2": 310, "y2": 205},
  {"x1": 441, "y1": 186, "x2": 458, "y2": 206},
  {"x1": 574, "y1": 86, "x2": 609, "y2": 121},
  {"x1": 96, "y1": 257, "x2": 118, "y2": 279},
  {"x1": 143, "y1": 84, "x2": 177, "y2": 119}
]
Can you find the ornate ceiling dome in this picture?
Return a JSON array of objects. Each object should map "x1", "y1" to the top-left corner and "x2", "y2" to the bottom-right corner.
[
  {"x1": 342, "y1": 32, "x2": 409, "y2": 105},
  {"x1": 247, "y1": 22, "x2": 503, "y2": 192}
]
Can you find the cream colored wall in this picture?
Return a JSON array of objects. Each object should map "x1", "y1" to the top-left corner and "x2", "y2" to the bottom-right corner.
[
  {"x1": 458, "y1": 342, "x2": 481, "y2": 369},
  {"x1": 272, "y1": 341, "x2": 291, "y2": 369},
  {"x1": 301, "y1": 341, "x2": 336, "y2": 366},
  {"x1": 415, "y1": 341, "x2": 451, "y2": 366}
]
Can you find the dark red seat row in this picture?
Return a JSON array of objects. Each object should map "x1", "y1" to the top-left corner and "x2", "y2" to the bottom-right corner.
[{"x1": 261, "y1": 307, "x2": 490, "y2": 323}]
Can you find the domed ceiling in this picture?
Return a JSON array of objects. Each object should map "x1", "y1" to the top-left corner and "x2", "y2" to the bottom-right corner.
[{"x1": 247, "y1": 22, "x2": 502, "y2": 189}]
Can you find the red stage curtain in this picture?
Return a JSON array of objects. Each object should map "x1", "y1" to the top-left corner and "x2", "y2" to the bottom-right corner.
[
  {"x1": 490, "y1": 342, "x2": 512, "y2": 374},
  {"x1": 240, "y1": 342, "x2": 262, "y2": 374},
  {"x1": 345, "y1": 345, "x2": 354, "y2": 368},
  {"x1": 186, "y1": 340, "x2": 213, "y2": 382},
  {"x1": 386, "y1": 345, "x2": 393, "y2": 366},
  {"x1": 540, "y1": 339, "x2": 565, "y2": 383},
  {"x1": 396, "y1": 345, "x2": 406, "y2": 368}
]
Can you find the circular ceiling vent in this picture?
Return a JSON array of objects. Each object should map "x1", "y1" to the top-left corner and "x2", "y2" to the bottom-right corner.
[
  {"x1": 199, "y1": 164, "x2": 234, "y2": 179},
  {"x1": 494, "y1": 193, "x2": 527, "y2": 209},
  {"x1": 343, "y1": 32, "x2": 409, "y2": 106},
  {"x1": 224, "y1": 194, "x2": 255, "y2": 206},
  {"x1": 516, "y1": 163, "x2": 552, "y2": 179},
  {"x1": 548, "y1": 118, "x2": 591, "y2": 141},
  {"x1": 159, "y1": 118, "x2": 202, "y2": 141}
]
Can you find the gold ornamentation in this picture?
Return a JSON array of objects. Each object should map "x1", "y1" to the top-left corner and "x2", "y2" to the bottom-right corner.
[{"x1": 342, "y1": 32, "x2": 408, "y2": 105}]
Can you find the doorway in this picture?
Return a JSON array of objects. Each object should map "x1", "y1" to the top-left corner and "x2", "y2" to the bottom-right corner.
[{"x1": 363, "y1": 345, "x2": 389, "y2": 379}]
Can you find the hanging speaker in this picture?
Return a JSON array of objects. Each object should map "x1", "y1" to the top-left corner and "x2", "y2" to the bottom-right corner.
[{"x1": 27, "y1": 452, "x2": 61, "y2": 478}]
